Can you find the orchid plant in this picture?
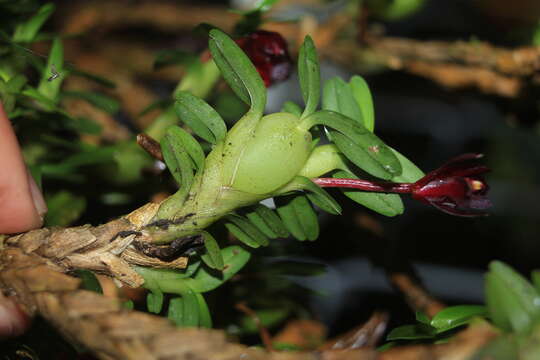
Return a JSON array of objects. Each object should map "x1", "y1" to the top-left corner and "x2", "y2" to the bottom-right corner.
[{"x1": 136, "y1": 29, "x2": 491, "y2": 326}]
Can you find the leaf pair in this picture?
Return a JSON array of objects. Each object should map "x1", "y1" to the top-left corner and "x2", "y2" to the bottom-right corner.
[
  {"x1": 387, "y1": 305, "x2": 487, "y2": 341},
  {"x1": 168, "y1": 291, "x2": 212, "y2": 328},
  {"x1": 245, "y1": 204, "x2": 290, "y2": 239},
  {"x1": 147, "y1": 287, "x2": 212, "y2": 328},
  {"x1": 275, "y1": 194, "x2": 319, "y2": 241},
  {"x1": 323, "y1": 76, "x2": 374, "y2": 132},
  {"x1": 174, "y1": 91, "x2": 227, "y2": 144},
  {"x1": 137, "y1": 246, "x2": 252, "y2": 327},
  {"x1": 208, "y1": 29, "x2": 266, "y2": 115},
  {"x1": 160, "y1": 126, "x2": 205, "y2": 203},
  {"x1": 225, "y1": 214, "x2": 270, "y2": 248},
  {"x1": 200, "y1": 231, "x2": 224, "y2": 270}
]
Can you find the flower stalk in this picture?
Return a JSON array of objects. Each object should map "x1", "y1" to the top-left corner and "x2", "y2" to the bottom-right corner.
[{"x1": 314, "y1": 153, "x2": 492, "y2": 217}]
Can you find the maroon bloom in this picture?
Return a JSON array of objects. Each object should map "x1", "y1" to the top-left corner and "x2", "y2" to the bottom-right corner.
[
  {"x1": 236, "y1": 30, "x2": 292, "y2": 87},
  {"x1": 313, "y1": 153, "x2": 491, "y2": 217},
  {"x1": 410, "y1": 153, "x2": 491, "y2": 217}
]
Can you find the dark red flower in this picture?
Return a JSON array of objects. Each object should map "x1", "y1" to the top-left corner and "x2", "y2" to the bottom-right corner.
[
  {"x1": 236, "y1": 30, "x2": 292, "y2": 87},
  {"x1": 313, "y1": 153, "x2": 491, "y2": 217},
  {"x1": 411, "y1": 153, "x2": 491, "y2": 217}
]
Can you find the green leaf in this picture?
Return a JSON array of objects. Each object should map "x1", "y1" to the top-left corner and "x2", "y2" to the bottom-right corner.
[
  {"x1": 154, "y1": 49, "x2": 198, "y2": 70},
  {"x1": 349, "y1": 75, "x2": 375, "y2": 132},
  {"x1": 303, "y1": 110, "x2": 402, "y2": 179},
  {"x1": 61, "y1": 91, "x2": 120, "y2": 114},
  {"x1": 281, "y1": 101, "x2": 302, "y2": 117},
  {"x1": 37, "y1": 37, "x2": 64, "y2": 101},
  {"x1": 391, "y1": 148, "x2": 424, "y2": 182},
  {"x1": 322, "y1": 77, "x2": 364, "y2": 129},
  {"x1": 164, "y1": 125, "x2": 205, "y2": 171},
  {"x1": 289, "y1": 176, "x2": 341, "y2": 215},
  {"x1": 190, "y1": 246, "x2": 251, "y2": 293},
  {"x1": 468, "y1": 335, "x2": 520, "y2": 360},
  {"x1": 168, "y1": 297, "x2": 185, "y2": 326},
  {"x1": 161, "y1": 126, "x2": 205, "y2": 202},
  {"x1": 298, "y1": 36, "x2": 320, "y2": 118},
  {"x1": 225, "y1": 222, "x2": 260, "y2": 248},
  {"x1": 6, "y1": 74, "x2": 27, "y2": 93},
  {"x1": 174, "y1": 91, "x2": 227, "y2": 144},
  {"x1": 276, "y1": 195, "x2": 306, "y2": 241},
  {"x1": 245, "y1": 208, "x2": 278, "y2": 239},
  {"x1": 44, "y1": 190, "x2": 86, "y2": 227},
  {"x1": 254, "y1": 204, "x2": 290, "y2": 238},
  {"x1": 73, "y1": 270, "x2": 102, "y2": 294},
  {"x1": 122, "y1": 300, "x2": 134, "y2": 310},
  {"x1": 486, "y1": 261, "x2": 540, "y2": 334},
  {"x1": 147, "y1": 289, "x2": 164, "y2": 314},
  {"x1": 416, "y1": 311, "x2": 430, "y2": 325},
  {"x1": 169, "y1": 291, "x2": 209, "y2": 328},
  {"x1": 201, "y1": 231, "x2": 224, "y2": 270},
  {"x1": 161, "y1": 137, "x2": 194, "y2": 201},
  {"x1": 276, "y1": 194, "x2": 319, "y2": 241},
  {"x1": 181, "y1": 289, "x2": 200, "y2": 327},
  {"x1": 135, "y1": 261, "x2": 201, "y2": 285},
  {"x1": 386, "y1": 324, "x2": 435, "y2": 341},
  {"x1": 196, "y1": 293, "x2": 212, "y2": 328},
  {"x1": 333, "y1": 170, "x2": 404, "y2": 216},
  {"x1": 21, "y1": 86, "x2": 58, "y2": 111},
  {"x1": 13, "y1": 3, "x2": 55, "y2": 43},
  {"x1": 208, "y1": 29, "x2": 266, "y2": 114},
  {"x1": 240, "y1": 308, "x2": 289, "y2": 333},
  {"x1": 430, "y1": 305, "x2": 487, "y2": 333},
  {"x1": 225, "y1": 214, "x2": 270, "y2": 247}
]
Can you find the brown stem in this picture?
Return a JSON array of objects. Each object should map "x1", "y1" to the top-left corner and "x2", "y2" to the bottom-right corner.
[
  {"x1": 236, "y1": 302, "x2": 275, "y2": 352},
  {"x1": 137, "y1": 133, "x2": 163, "y2": 161},
  {"x1": 389, "y1": 272, "x2": 446, "y2": 318}
]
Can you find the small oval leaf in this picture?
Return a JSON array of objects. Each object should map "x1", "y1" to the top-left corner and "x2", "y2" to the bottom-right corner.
[
  {"x1": 349, "y1": 75, "x2": 375, "y2": 132},
  {"x1": 190, "y1": 246, "x2": 251, "y2": 293},
  {"x1": 430, "y1": 305, "x2": 487, "y2": 332},
  {"x1": 298, "y1": 36, "x2": 320, "y2": 119},
  {"x1": 175, "y1": 91, "x2": 227, "y2": 144},
  {"x1": 208, "y1": 29, "x2": 266, "y2": 114},
  {"x1": 202, "y1": 231, "x2": 224, "y2": 270}
]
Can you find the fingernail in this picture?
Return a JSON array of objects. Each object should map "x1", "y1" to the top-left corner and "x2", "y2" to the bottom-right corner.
[{"x1": 27, "y1": 171, "x2": 47, "y2": 221}]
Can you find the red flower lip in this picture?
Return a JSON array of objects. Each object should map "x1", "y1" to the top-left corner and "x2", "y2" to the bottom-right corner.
[{"x1": 411, "y1": 153, "x2": 491, "y2": 217}]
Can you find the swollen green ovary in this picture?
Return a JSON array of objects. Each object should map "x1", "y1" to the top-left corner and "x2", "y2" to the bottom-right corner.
[{"x1": 231, "y1": 113, "x2": 311, "y2": 194}]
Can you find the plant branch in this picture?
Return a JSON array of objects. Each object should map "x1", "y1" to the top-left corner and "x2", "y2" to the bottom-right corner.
[{"x1": 388, "y1": 272, "x2": 446, "y2": 318}]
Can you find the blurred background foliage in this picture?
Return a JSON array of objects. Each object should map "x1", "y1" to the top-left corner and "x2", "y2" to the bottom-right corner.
[{"x1": 2, "y1": 0, "x2": 540, "y2": 358}]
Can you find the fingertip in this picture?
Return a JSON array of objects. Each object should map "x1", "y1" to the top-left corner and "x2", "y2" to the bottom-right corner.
[{"x1": 0, "y1": 294, "x2": 31, "y2": 339}]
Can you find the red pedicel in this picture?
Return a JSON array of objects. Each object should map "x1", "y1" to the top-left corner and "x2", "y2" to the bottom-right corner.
[{"x1": 313, "y1": 153, "x2": 491, "y2": 217}]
